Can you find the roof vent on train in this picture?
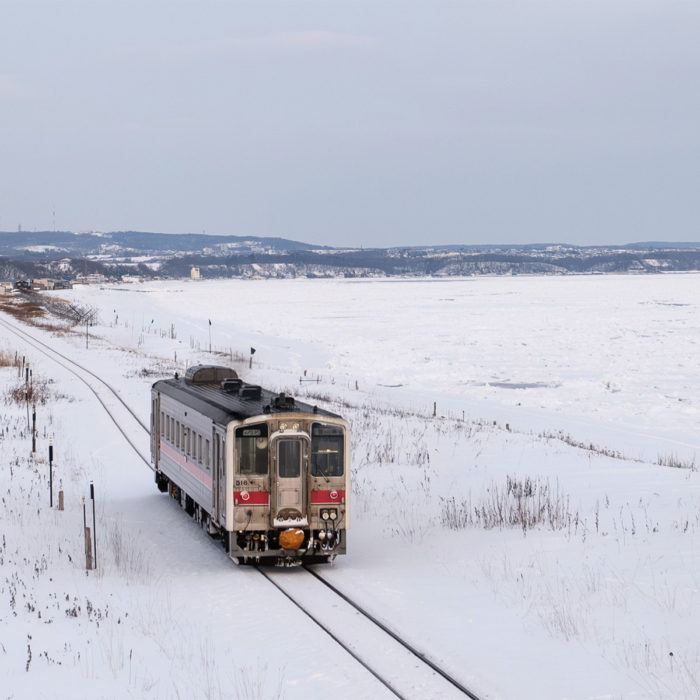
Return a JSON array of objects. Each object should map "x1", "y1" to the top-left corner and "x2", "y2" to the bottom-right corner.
[
  {"x1": 239, "y1": 384, "x2": 262, "y2": 400},
  {"x1": 184, "y1": 365, "x2": 238, "y2": 385},
  {"x1": 272, "y1": 393, "x2": 296, "y2": 411},
  {"x1": 221, "y1": 378, "x2": 243, "y2": 394}
]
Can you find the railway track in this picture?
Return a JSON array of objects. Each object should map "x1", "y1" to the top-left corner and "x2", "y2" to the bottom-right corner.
[
  {"x1": 261, "y1": 565, "x2": 482, "y2": 699},
  {"x1": 0, "y1": 312, "x2": 485, "y2": 700}
]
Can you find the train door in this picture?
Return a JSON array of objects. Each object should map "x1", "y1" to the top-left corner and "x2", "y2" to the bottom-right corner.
[
  {"x1": 271, "y1": 433, "x2": 309, "y2": 524},
  {"x1": 213, "y1": 430, "x2": 223, "y2": 523},
  {"x1": 217, "y1": 432, "x2": 226, "y2": 526}
]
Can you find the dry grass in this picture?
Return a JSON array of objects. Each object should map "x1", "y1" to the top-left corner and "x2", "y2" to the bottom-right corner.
[
  {"x1": 0, "y1": 296, "x2": 77, "y2": 334},
  {"x1": 0, "y1": 298, "x2": 46, "y2": 322},
  {"x1": 7, "y1": 378, "x2": 52, "y2": 405},
  {"x1": 0, "y1": 350, "x2": 18, "y2": 367},
  {"x1": 440, "y1": 475, "x2": 579, "y2": 534},
  {"x1": 657, "y1": 453, "x2": 696, "y2": 471}
]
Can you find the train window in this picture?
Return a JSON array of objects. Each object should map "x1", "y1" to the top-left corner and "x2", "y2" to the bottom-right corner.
[
  {"x1": 198, "y1": 435, "x2": 202, "y2": 463},
  {"x1": 235, "y1": 424, "x2": 268, "y2": 475},
  {"x1": 311, "y1": 424, "x2": 344, "y2": 477},
  {"x1": 175, "y1": 421, "x2": 180, "y2": 448},
  {"x1": 186, "y1": 428, "x2": 191, "y2": 456},
  {"x1": 278, "y1": 440, "x2": 301, "y2": 478},
  {"x1": 205, "y1": 439, "x2": 210, "y2": 467},
  {"x1": 160, "y1": 412, "x2": 164, "y2": 437}
]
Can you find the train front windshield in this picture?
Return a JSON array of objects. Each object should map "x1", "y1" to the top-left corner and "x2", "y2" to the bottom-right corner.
[
  {"x1": 311, "y1": 423, "x2": 344, "y2": 477},
  {"x1": 235, "y1": 425, "x2": 269, "y2": 475}
]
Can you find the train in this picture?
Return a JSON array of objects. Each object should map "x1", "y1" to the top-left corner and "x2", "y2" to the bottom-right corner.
[{"x1": 150, "y1": 365, "x2": 349, "y2": 565}]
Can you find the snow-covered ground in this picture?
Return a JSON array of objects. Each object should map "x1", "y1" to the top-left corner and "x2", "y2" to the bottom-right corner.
[{"x1": 1, "y1": 273, "x2": 699, "y2": 698}]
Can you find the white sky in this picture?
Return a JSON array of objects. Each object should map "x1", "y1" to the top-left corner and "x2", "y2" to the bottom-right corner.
[{"x1": 1, "y1": 1, "x2": 699, "y2": 247}]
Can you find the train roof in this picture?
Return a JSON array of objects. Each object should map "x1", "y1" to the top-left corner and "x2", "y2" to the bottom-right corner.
[{"x1": 152, "y1": 365, "x2": 341, "y2": 425}]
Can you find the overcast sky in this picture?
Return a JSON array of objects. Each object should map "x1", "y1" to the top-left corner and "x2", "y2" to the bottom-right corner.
[{"x1": 1, "y1": 1, "x2": 699, "y2": 247}]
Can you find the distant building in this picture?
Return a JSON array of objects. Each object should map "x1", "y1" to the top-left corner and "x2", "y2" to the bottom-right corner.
[
  {"x1": 74, "y1": 273, "x2": 106, "y2": 285},
  {"x1": 190, "y1": 266, "x2": 201, "y2": 280},
  {"x1": 121, "y1": 275, "x2": 144, "y2": 283}
]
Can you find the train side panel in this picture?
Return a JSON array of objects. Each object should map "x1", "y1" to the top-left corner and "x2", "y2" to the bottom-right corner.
[{"x1": 155, "y1": 391, "x2": 219, "y2": 521}]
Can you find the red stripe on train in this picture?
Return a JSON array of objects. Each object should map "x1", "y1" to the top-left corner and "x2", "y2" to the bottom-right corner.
[
  {"x1": 234, "y1": 491, "x2": 269, "y2": 505},
  {"x1": 160, "y1": 441, "x2": 213, "y2": 490},
  {"x1": 310, "y1": 490, "x2": 345, "y2": 504}
]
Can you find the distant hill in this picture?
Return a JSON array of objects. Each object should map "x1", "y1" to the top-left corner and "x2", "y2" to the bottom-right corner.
[
  {"x1": 1, "y1": 230, "x2": 699, "y2": 282},
  {"x1": 0, "y1": 230, "x2": 326, "y2": 259}
]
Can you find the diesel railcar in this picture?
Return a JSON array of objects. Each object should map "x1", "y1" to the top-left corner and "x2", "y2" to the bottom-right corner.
[{"x1": 150, "y1": 365, "x2": 349, "y2": 565}]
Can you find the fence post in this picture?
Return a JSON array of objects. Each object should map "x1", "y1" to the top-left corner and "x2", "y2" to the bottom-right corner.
[
  {"x1": 82, "y1": 497, "x2": 92, "y2": 569},
  {"x1": 90, "y1": 482, "x2": 97, "y2": 569},
  {"x1": 49, "y1": 436, "x2": 54, "y2": 507},
  {"x1": 84, "y1": 526, "x2": 93, "y2": 570}
]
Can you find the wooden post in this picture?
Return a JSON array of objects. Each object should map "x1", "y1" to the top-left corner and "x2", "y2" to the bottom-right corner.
[
  {"x1": 433, "y1": 401, "x2": 437, "y2": 417},
  {"x1": 84, "y1": 527, "x2": 93, "y2": 570},
  {"x1": 58, "y1": 491, "x2": 64, "y2": 511}
]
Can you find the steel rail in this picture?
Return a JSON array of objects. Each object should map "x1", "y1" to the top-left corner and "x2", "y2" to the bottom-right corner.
[
  {"x1": 303, "y1": 565, "x2": 483, "y2": 699},
  {"x1": 258, "y1": 568, "x2": 405, "y2": 699}
]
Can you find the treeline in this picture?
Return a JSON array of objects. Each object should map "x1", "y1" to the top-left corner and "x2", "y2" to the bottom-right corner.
[
  {"x1": 4, "y1": 248, "x2": 700, "y2": 283},
  {"x1": 159, "y1": 249, "x2": 700, "y2": 278}
]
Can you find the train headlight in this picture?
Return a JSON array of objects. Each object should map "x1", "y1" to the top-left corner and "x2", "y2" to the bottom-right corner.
[
  {"x1": 318, "y1": 530, "x2": 326, "y2": 540},
  {"x1": 292, "y1": 423, "x2": 299, "y2": 431},
  {"x1": 279, "y1": 422, "x2": 288, "y2": 431},
  {"x1": 329, "y1": 510, "x2": 337, "y2": 521},
  {"x1": 321, "y1": 510, "x2": 329, "y2": 520}
]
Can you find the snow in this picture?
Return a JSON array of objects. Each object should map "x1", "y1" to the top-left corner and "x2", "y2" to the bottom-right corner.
[{"x1": 2, "y1": 273, "x2": 700, "y2": 698}]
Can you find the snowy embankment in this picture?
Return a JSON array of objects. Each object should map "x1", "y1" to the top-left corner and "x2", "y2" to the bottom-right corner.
[{"x1": 1, "y1": 273, "x2": 699, "y2": 699}]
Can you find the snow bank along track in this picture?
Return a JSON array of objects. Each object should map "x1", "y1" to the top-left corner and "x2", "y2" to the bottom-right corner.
[{"x1": 0, "y1": 314, "x2": 484, "y2": 700}]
